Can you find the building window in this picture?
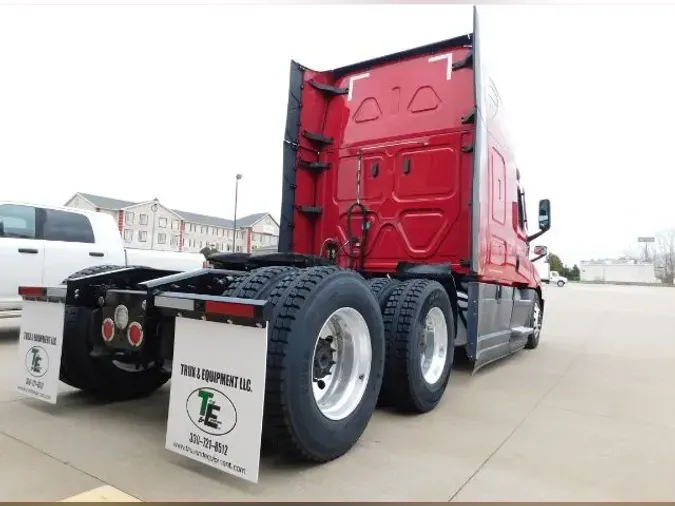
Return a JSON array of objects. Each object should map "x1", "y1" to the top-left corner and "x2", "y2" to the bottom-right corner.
[
  {"x1": 157, "y1": 233, "x2": 166, "y2": 244},
  {"x1": 200, "y1": 225, "x2": 207, "y2": 234},
  {"x1": 138, "y1": 230, "x2": 147, "y2": 242},
  {"x1": 125, "y1": 211, "x2": 134, "y2": 225},
  {"x1": 226, "y1": 244, "x2": 232, "y2": 252},
  {"x1": 170, "y1": 235, "x2": 178, "y2": 246},
  {"x1": 171, "y1": 219, "x2": 180, "y2": 230},
  {"x1": 191, "y1": 224, "x2": 197, "y2": 232},
  {"x1": 158, "y1": 217, "x2": 167, "y2": 228},
  {"x1": 123, "y1": 229, "x2": 133, "y2": 242},
  {"x1": 236, "y1": 245, "x2": 242, "y2": 253},
  {"x1": 139, "y1": 214, "x2": 148, "y2": 225}
]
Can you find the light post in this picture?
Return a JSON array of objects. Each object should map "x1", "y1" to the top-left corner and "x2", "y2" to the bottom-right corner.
[
  {"x1": 150, "y1": 199, "x2": 159, "y2": 250},
  {"x1": 232, "y1": 174, "x2": 242, "y2": 252}
]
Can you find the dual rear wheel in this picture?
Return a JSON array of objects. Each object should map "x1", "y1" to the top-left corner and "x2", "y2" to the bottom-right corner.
[{"x1": 58, "y1": 264, "x2": 456, "y2": 463}]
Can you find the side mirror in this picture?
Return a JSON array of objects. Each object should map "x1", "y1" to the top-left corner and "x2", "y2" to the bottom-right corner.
[
  {"x1": 531, "y1": 245, "x2": 548, "y2": 262},
  {"x1": 0, "y1": 219, "x2": 4, "y2": 237},
  {"x1": 527, "y1": 199, "x2": 551, "y2": 242},
  {"x1": 538, "y1": 199, "x2": 551, "y2": 231}
]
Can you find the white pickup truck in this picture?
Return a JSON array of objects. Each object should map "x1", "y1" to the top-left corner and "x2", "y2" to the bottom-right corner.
[{"x1": 0, "y1": 201, "x2": 206, "y2": 318}]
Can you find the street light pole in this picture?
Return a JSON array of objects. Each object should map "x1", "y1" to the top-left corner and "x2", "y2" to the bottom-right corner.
[
  {"x1": 232, "y1": 174, "x2": 242, "y2": 252},
  {"x1": 150, "y1": 199, "x2": 159, "y2": 250}
]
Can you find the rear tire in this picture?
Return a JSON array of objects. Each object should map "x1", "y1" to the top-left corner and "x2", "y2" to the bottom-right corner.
[
  {"x1": 262, "y1": 266, "x2": 385, "y2": 462},
  {"x1": 59, "y1": 265, "x2": 169, "y2": 401},
  {"x1": 380, "y1": 279, "x2": 455, "y2": 413},
  {"x1": 222, "y1": 266, "x2": 297, "y2": 299},
  {"x1": 367, "y1": 277, "x2": 401, "y2": 312},
  {"x1": 58, "y1": 264, "x2": 126, "y2": 389},
  {"x1": 557, "y1": 280, "x2": 565, "y2": 287},
  {"x1": 60, "y1": 306, "x2": 170, "y2": 401}
]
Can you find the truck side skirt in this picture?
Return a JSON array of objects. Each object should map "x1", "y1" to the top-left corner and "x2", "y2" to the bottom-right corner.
[{"x1": 464, "y1": 281, "x2": 537, "y2": 371}]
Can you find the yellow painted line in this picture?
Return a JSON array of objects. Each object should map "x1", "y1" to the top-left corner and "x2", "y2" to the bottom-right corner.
[{"x1": 61, "y1": 485, "x2": 141, "y2": 502}]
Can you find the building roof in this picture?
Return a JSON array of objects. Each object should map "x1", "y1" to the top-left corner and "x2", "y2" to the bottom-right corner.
[
  {"x1": 79, "y1": 193, "x2": 136, "y2": 210},
  {"x1": 74, "y1": 193, "x2": 275, "y2": 230}
]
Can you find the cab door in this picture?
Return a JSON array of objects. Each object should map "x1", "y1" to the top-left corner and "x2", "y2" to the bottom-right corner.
[
  {"x1": 41, "y1": 207, "x2": 104, "y2": 286},
  {"x1": 0, "y1": 203, "x2": 45, "y2": 311}
]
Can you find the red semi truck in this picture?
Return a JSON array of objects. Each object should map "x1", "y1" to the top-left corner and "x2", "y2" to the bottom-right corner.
[{"x1": 13, "y1": 8, "x2": 550, "y2": 483}]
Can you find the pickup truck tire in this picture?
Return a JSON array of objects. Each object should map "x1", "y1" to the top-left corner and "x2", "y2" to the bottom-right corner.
[
  {"x1": 262, "y1": 266, "x2": 385, "y2": 463},
  {"x1": 556, "y1": 280, "x2": 565, "y2": 287},
  {"x1": 59, "y1": 265, "x2": 170, "y2": 401},
  {"x1": 222, "y1": 266, "x2": 297, "y2": 299},
  {"x1": 379, "y1": 279, "x2": 455, "y2": 413}
]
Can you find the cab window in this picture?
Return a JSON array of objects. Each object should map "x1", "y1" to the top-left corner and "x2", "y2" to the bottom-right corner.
[
  {"x1": 43, "y1": 209, "x2": 95, "y2": 244},
  {"x1": 0, "y1": 204, "x2": 37, "y2": 239}
]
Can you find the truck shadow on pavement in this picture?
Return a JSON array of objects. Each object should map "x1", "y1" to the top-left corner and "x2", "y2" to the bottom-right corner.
[
  {"x1": 5, "y1": 338, "x2": 523, "y2": 494},
  {"x1": 0, "y1": 328, "x2": 19, "y2": 341}
]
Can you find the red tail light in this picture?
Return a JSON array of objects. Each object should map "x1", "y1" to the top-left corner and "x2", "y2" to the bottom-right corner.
[
  {"x1": 101, "y1": 318, "x2": 115, "y2": 342},
  {"x1": 204, "y1": 300, "x2": 256, "y2": 319},
  {"x1": 127, "y1": 322, "x2": 144, "y2": 347},
  {"x1": 18, "y1": 286, "x2": 46, "y2": 297}
]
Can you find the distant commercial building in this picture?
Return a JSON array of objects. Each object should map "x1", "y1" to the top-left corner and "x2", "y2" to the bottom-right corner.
[
  {"x1": 580, "y1": 260, "x2": 659, "y2": 284},
  {"x1": 65, "y1": 192, "x2": 279, "y2": 254}
]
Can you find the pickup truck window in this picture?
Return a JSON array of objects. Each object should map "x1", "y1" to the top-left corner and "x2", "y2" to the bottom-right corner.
[
  {"x1": 0, "y1": 204, "x2": 37, "y2": 239},
  {"x1": 43, "y1": 209, "x2": 95, "y2": 244}
]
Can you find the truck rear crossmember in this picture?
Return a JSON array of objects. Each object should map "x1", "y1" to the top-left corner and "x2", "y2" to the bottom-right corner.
[{"x1": 20, "y1": 267, "x2": 271, "y2": 365}]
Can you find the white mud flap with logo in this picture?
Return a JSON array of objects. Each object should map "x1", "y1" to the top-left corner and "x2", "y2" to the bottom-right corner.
[
  {"x1": 165, "y1": 316, "x2": 268, "y2": 484},
  {"x1": 15, "y1": 299, "x2": 65, "y2": 404}
]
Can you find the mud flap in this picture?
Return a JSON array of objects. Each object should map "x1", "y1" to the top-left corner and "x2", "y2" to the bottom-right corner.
[
  {"x1": 15, "y1": 299, "x2": 66, "y2": 404},
  {"x1": 164, "y1": 315, "x2": 268, "y2": 484}
]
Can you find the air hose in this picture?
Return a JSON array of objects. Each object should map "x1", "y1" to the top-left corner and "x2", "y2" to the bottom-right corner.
[{"x1": 346, "y1": 201, "x2": 369, "y2": 271}]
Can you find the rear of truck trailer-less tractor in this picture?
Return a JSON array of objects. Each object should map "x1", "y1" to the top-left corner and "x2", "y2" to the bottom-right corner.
[{"x1": 13, "y1": 8, "x2": 552, "y2": 484}]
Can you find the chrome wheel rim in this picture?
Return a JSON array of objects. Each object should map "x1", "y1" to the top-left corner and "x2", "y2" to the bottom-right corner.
[
  {"x1": 420, "y1": 306, "x2": 448, "y2": 385},
  {"x1": 312, "y1": 307, "x2": 372, "y2": 421},
  {"x1": 532, "y1": 301, "x2": 542, "y2": 341}
]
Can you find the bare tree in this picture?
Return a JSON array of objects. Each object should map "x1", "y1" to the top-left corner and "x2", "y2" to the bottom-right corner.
[{"x1": 655, "y1": 228, "x2": 675, "y2": 284}]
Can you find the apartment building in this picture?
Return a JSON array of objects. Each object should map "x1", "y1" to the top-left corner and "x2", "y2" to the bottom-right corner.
[{"x1": 64, "y1": 193, "x2": 279, "y2": 254}]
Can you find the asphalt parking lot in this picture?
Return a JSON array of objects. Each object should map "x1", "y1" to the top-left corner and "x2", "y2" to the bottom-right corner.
[{"x1": 1, "y1": 283, "x2": 674, "y2": 501}]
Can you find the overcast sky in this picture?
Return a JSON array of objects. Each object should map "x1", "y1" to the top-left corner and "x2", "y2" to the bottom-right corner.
[{"x1": 0, "y1": 4, "x2": 672, "y2": 265}]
